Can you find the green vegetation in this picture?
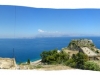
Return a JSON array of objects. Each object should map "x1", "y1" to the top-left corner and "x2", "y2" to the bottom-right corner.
[
  {"x1": 27, "y1": 59, "x2": 30, "y2": 65},
  {"x1": 65, "y1": 58, "x2": 76, "y2": 68},
  {"x1": 65, "y1": 52, "x2": 100, "y2": 71},
  {"x1": 67, "y1": 39, "x2": 96, "y2": 50},
  {"x1": 90, "y1": 43, "x2": 95, "y2": 47},
  {"x1": 95, "y1": 50, "x2": 99, "y2": 53},
  {"x1": 65, "y1": 52, "x2": 89, "y2": 69},
  {"x1": 40, "y1": 38, "x2": 100, "y2": 71},
  {"x1": 40, "y1": 49, "x2": 100, "y2": 71},
  {"x1": 40, "y1": 49, "x2": 69, "y2": 65},
  {"x1": 84, "y1": 61, "x2": 100, "y2": 71},
  {"x1": 41, "y1": 49, "x2": 88, "y2": 68}
]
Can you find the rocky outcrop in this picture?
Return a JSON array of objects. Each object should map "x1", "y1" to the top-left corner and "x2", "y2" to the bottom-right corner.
[
  {"x1": 67, "y1": 39, "x2": 96, "y2": 51},
  {"x1": 0, "y1": 58, "x2": 16, "y2": 69}
]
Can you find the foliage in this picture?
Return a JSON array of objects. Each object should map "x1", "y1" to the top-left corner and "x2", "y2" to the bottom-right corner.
[
  {"x1": 73, "y1": 52, "x2": 89, "y2": 69},
  {"x1": 65, "y1": 58, "x2": 76, "y2": 68},
  {"x1": 40, "y1": 49, "x2": 69, "y2": 64},
  {"x1": 90, "y1": 43, "x2": 95, "y2": 47},
  {"x1": 65, "y1": 52, "x2": 89, "y2": 69},
  {"x1": 95, "y1": 50, "x2": 99, "y2": 53},
  {"x1": 27, "y1": 59, "x2": 30, "y2": 65},
  {"x1": 84, "y1": 61, "x2": 100, "y2": 71},
  {"x1": 66, "y1": 52, "x2": 100, "y2": 71},
  {"x1": 40, "y1": 49, "x2": 100, "y2": 71}
]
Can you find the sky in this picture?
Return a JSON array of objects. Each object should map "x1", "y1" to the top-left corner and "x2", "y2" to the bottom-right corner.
[{"x1": 0, "y1": 5, "x2": 100, "y2": 38}]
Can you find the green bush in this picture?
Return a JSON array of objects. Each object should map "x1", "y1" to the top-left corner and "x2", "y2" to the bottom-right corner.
[
  {"x1": 40, "y1": 49, "x2": 69, "y2": 64},
  {"x1": 65, "y1": 52, "x2": 89, "y2": 69},
  {"x1": 65, "y1": 58, "x2": 74, "y2": 65},
  {"x1": 95, "y1": 50, "x2": 99, "y2": 53},
  {"x1": 65, "y1": 58, "x2": 76, "y2": 68},
  {"x1": 84, "y1": 61, "x2": 100, "y2": 71},
  {"x1": 90, "y1": 43, "x2": 95, "y2": 47},
  {"x1": 69, "y1": 62, "x2": 77, "y2": 68},
  {"x1": 75, "y1": 52, "x2": 89, "y2": 69},
  {"x1": 65, "y1": 52, "x2": 88, "y2": 69}
]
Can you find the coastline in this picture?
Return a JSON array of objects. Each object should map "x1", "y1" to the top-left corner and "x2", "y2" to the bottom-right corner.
[
  {"x1": 30, "y1": 59, "x2": 42, "y2": 64},
  {"x1": 17, "y1": 59, "x2": 42, "y2": 65}
]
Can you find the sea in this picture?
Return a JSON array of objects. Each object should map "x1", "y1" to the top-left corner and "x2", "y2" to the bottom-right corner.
[{"x1": 0, "y1": 37, "x2": 100, "y2": 64}]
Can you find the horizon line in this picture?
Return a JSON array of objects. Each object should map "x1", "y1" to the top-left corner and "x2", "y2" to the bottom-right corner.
[{"x1": 0, "y1": 36, "x2": 100, "y2": 39}]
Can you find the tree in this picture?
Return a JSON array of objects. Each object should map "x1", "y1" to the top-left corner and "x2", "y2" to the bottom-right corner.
[
  {"x1": 40, "y1": 49, "x2": 69, "y2": 64},
  {"x1": 73, "y1": 52, "x2": 89, "y2": 69},
  {"x1": 59, "y1": 50, "x2": 69, "y2": 63},
  {"x1": 27, "y1": 59, "x2": 30, "y2": 65}
]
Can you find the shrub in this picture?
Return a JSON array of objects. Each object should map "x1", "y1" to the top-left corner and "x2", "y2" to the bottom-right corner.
[
  {"x1": 75, "y1": 52, "x2": 89, "y2": 69},
  {"x1": 90, "y1": 43, "x2": 95, "y2": 47},
  {"x1": 95, "y1": 50, "x2": 99, "y2": 53},
  {"x1": 65, "y1": 58, "x2": 76, "y2": 68},
  {"x1": 65, "y1": 58, "x2": 74, "y2": 65},
  {"x1": 40, "y1": 49, "x2": 69, "y2": 64},
  {"x1": 65, "y1": 52, "x2": 89, "y2": 69},
  {"x1": 69, "y1": 62, "x2": 77, "y2": 68},
  {"x1": 84, "y1": 61, "x2": 100, "y2": 71}
]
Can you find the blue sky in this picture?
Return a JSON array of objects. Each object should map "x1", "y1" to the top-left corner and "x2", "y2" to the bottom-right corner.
[{"x1": 0, "y1": 5, "x2": 100, "y2": 38}]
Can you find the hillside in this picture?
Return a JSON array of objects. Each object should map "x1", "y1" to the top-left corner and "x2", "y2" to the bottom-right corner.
[{"x1": 62, "y1": 39, "x2": 100, "y2": 60}]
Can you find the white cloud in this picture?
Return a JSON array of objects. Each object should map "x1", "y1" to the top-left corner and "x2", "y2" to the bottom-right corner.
[
  {"x1": 38, "y1": 29, "x2": 60, "y2": 33},
  {"x1": 37, "y1": 29, "x2": 100, "y2": 37},
  {"x1": 38, "y1": 29, "x2": 45, "y2": 33}
]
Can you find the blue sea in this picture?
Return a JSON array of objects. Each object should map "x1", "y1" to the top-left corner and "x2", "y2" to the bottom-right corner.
[{"x1": 0, "y1": 37, "x2": 100, "y2": 64}]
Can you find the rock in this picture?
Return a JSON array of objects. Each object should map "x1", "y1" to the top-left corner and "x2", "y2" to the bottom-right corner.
[
  {"x1": 0, "y1": 58, "x2": 16, "y2": 69},
  {"x1": 67, "y1": 39, "x2": 96, "y2": 51}
]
